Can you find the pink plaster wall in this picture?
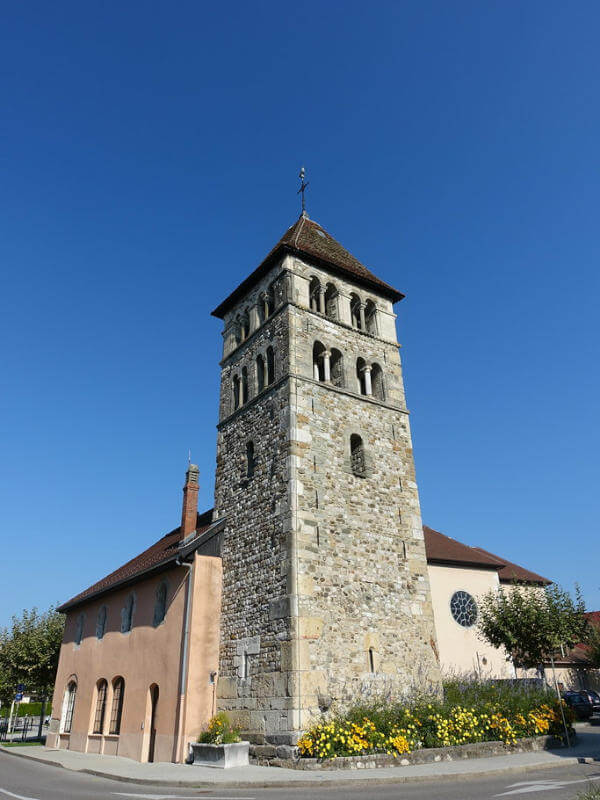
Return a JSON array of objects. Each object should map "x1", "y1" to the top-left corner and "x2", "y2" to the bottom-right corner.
[{"x1": 47, "y1": 554, "x2": 222, "y2": 763}]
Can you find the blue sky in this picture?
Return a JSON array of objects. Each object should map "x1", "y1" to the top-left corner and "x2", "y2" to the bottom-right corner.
[{"x1": 1, "y1": 1, "x2": 598, "y2": 627}]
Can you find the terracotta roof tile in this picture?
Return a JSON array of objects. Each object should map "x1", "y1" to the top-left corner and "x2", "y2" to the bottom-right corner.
[
  {"x1": 472, "y1": 546, "x2": 552, "y2": 586},
  {"x1": 58, "y1": 509, "x2": 215, "y2": 612},
  {"x1": 212, "y1": 216, "x2": 404, "y2": 318},
  {"x1": 423, "y1": 526, "x2": 505, "y2": 569}
]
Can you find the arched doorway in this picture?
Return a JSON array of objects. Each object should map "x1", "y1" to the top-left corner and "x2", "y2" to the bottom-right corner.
[{"x1": 147, "y1": 684, "x2": 159, "y2": 763}]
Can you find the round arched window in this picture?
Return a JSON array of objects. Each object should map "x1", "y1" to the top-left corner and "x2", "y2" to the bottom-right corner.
[{"x1": 450, "y1": 591, "x2": 478, "y2": 627}]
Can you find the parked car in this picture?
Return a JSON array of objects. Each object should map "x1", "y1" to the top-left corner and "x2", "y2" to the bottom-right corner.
[
  {"x1": 579, "y1": 690, "x2": 600, "y2": 714},
  {"x1": 562, "y1": 691, "x2": 593, "y2": 720}
]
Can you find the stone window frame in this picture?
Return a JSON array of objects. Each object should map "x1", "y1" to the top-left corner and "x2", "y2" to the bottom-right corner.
[
  {"x1": 266, "y1": 346, "x2": 275, "y2": 385},
  {"x1": 241, "y1": 367, "x2": 249, "y2": 405},
  {"x1": 342, "y1": 426, "x2": 372, "y2": 478},
  {"x1": 364, "y1": 298, "x2": 378, "y2": 335},
  {"x1": 256, "y1": 353, "x2": 265, "y2": 393},
  {"x1": 232, "y1": 374, "x2": 241, "y2": 411},
  {"x1": 371, "y1": 362, "x2": 385, "y2": 401},
  {"x1": 350, "y1": 433, "x2": 367, "y2": 478},
  {"x1": 246, "y1": 440, "x2": 256, "y2": 479}
]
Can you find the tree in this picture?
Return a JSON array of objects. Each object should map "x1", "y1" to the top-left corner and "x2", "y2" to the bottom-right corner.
[
  {"x1": 0, "y1": 606, "x2": 65, "y2": 700},
  {"x1": 587, "y1": 621, "x2": 600, "y2": 669},
  {"x1": 478, "y1": 583, "x2": 589, "y2": 671}
]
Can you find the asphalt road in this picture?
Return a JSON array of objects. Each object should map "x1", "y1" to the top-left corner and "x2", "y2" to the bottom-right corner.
[{"x1": 0, "y1": 754, "x2": 599, "y2": 800}]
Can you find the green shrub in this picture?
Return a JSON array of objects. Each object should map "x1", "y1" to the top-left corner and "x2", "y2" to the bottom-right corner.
[
  {"x1": 0, "y1": 702, "x2": 51, "y2": 718},
  {"x1": 298, "y1": 678, "x2": 574, "y2": 759},
  {"x1": 197, "y1": 712, "x2": 241, "y2": 745}
]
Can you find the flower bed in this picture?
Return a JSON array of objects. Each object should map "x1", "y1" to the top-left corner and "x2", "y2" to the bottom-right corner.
[{"x1": 298, "y1": 684, "x2": 574, "y2": 761}]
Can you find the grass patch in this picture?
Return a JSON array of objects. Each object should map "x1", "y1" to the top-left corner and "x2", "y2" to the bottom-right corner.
[{"x1": 1, "y1": 741, "x2": 43, "y2": 748}]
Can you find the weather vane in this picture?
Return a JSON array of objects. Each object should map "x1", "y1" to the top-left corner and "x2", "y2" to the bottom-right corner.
[{"x1": 298, "y1": 166, "x2": 309, "y2": 216}]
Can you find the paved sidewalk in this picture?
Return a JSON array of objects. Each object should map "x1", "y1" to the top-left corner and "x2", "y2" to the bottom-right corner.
[{"x1": 2, "y1": 725, "x2": 599, "y2": 788}]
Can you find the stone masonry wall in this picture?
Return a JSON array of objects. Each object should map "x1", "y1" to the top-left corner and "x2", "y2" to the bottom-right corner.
[{"x1": 213, "y1": 250, "x2": 440, "y2": 745}]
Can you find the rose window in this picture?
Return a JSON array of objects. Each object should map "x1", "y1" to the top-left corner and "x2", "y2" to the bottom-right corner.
[{"x1": 450, "y1": 591, "x2": 478, "y2": 627}]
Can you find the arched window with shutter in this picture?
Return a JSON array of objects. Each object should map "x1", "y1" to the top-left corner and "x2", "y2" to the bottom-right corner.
[
  {"x1": 96, "y1": 606, "x2": 107, "y2": 640},
  {"x1": 109, "y1": 677, "x2": 125, "y2": 735},
  {"x1": 93, "y1": 679, "x2": 108, "y2": 734},
  {"x1": 121, "y1": 594, "x2": 135, "y2": 633},
  {"x1": 153, "y1": 581, "x2": 168, "y2": 627},
  {"x1": 60, "y1": 680, "x2": 77, "y2": 733}
]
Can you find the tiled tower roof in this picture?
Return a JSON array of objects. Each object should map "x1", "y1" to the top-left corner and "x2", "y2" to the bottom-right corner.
[{"x1": 211, "y1": 215, "x2": 404, "y2": 318}]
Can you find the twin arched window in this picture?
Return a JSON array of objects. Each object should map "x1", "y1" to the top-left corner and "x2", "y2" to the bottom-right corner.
[
  {"x1": 313, "y1": 342, "x2": 344, "y2": 386},
  {"x1": 231, "y1": 347, "x2": 275, "y2": 414},
  {"x1": 356, "y1": 358, "x2": 385, "y2": 400},
  {"x1": 350, "y1": 294, "x2": 378, "y2": 334}
]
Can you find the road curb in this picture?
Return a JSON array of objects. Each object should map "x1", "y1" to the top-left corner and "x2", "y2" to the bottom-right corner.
[{"x1": 1, "y1": 745, "x2": 598, "y2": 789}]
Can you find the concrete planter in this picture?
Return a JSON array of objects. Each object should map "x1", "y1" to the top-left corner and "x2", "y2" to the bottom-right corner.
[{"x1": 189, "y1": 741, "x2": 249, "y2": 768}]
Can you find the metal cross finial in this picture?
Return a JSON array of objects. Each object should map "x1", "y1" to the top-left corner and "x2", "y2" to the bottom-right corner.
[
  {"x1": 188, "y1": 449, "x2": 191, "y2": 466},
  {"x1": 297, "y1": 166, "x2": 309, "y2": 217}
]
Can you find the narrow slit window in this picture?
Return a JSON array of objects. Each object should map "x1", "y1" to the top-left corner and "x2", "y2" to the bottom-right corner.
[
  {"x1": 246, "y1": 441, "x2": 255, "y2": 478},
  {"x1": 350, "y1": 434, "x2": 366, "y2": 477}
]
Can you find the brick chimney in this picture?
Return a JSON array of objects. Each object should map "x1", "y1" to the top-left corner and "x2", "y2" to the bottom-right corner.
[{"x1": 181, "y1": 463, "x2": 199, "y2": 539}]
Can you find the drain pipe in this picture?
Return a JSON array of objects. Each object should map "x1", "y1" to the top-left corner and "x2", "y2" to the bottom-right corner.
[{"x1": 174, "y1": 556, "x2": 194, "y2": 763}]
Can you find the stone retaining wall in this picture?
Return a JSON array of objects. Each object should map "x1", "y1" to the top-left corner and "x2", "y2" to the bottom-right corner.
[{"x1": 250, "y1": 735, "x2": 569, "y2": 769}]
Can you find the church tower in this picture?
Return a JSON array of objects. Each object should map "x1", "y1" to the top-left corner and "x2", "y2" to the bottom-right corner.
[{"x1": 212, "y1": 212, "x2": 440, "y2": 753}]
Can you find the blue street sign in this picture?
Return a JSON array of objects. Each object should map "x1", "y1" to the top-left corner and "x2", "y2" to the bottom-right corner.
[{"x1": 14, "y1": 693, "x2": 23, "y2": 702}]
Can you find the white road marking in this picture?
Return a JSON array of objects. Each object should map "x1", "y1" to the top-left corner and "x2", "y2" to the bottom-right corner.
[
  {"x1": 0, "y1": 789, "x2": 42, "y2": 800},
  {"x1": 112, "y1": 794, "x2": 255, "y2": 800},
  {"x1": 495, "y1": 774, "x2": 600, "y2": 795}
]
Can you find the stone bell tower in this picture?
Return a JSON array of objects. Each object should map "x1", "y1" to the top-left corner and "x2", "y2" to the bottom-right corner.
[{"x1": 211, "y1": 213, "x2": 440, "y2": 753}]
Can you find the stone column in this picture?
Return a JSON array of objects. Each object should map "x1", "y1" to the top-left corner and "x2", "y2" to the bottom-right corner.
[
  {"x1": 322, "y1": 350, "x2": 331, "y2": 382},
  {"x1": 359, "y1": 303, "x2": 366, "y2": 331},
  {"x1": 318, "y1": 286, "x2": 326, "y2": 315},
  {"x1": 362, "y1": 364, "x2": 372, "y2": 396},
  {"x1": 313, "y1": 361, "x2": 320, "y2": 381},
  {"x1": 250, "y1": 304, "x2": 260, "y2": 332}
]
